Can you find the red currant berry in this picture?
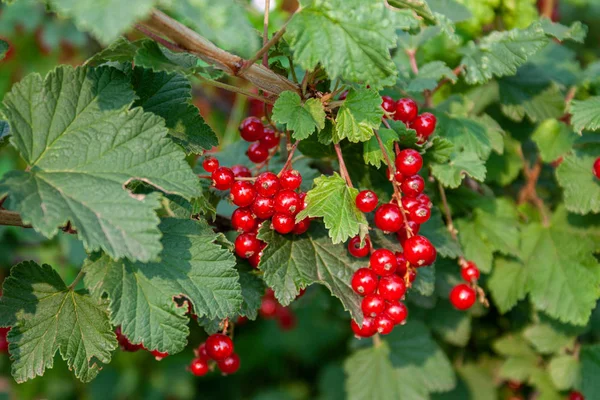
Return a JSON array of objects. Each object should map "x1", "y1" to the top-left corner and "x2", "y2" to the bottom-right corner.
[
  {"x1": 350, "y1": 317, "x2": 377, "y2": 338},
  {"x1": 400, "y1": 175, "x2": 425, "y2": 197},
  {"x1": 461, "y1": 261, "x2": 480, "y2": 282},
  {"x1": 403, "y1": 235, "x2": 436, "y2": 267},
  {"x1": 594, "y1": 157, "x2": 600, "y2": 179},
  {"x1": 407, "y1": 268, "x2": 417, "y2": 282},
  {"x1": 205, "y1": 333, "x2": 234, "y2": 360},
  {"x1": 339, "y1": 90, "x2": 348, "y2": 100},
  {"x1": 401, "y1": 196, "x2": 420, "y2": 212},
  {"x1": 396, "y1": 220, "x2": 420, "y2": 245},
  {"x1": 239, "y1": 116, "x2": 265, "y2": 142},
  {"x1": 203, "y1": 157, "x2": 219, "y2": 173},
  {"x1": 374, "y1": 203, "x2": 404, "y2": 233},
  {"x1": 416, "y1": 193, "x2": 432, "y2": 209},
  {"x1": 569, "y1": 391, "x2": 585, "y2": 400},
  {"x1": 279, "y1": 169, "x2": 302, "y2": 190},
  {"x1": 151, "y1": 349, "x2": 169, "y2": 360},
  {"x1": 231, "y1": 164, "x2": 252, "y2": 178},
  {"x1": 255, "y1": 172, "x2": 280, "y2": 197},
  {"x1": 272, "y1": 213, "x2": 295, "y2": 234},
  {"x1": 292, "y1": 218, "x2": 311, "y2": 235},
  {"x1": 356, "y1": 190, "x2": 378, "y2": 213},
  {"x1": 348, "y1": 236, "x2": 371, "y2": 258},
  {"x1": 0, "y1": 327, "x2": 8, "y2": 353},
  {"x1": 231, "y1": 208, "x2": 257, "y2": 232},
  {"x1": 386, "y1": 301, "x2": 408, "y2": 325},
  {"x1": 276, "y1": 306, "x2": 297, "y2": 330},
  {"x1": 351, "y1": 268, "x2": 378, "y2": 296},
  {"x1": 189, "y1": 357, "x2": 209, "y2": 376},
  {"x1": 370, "y1": 249, "x2": 398, "y2": 276},
  {"x1": 260, "y1": 127, "x2": 280, "y2": 149},
  {"x1": 449, "y1": 284, "x2": 476, "y2": 310},
  {"x1": 393, "y1": 169, "x2": 405, "y2": 183},
  {"x1": 378, "y1": 274, "x2": 407, "y2": 301},
  {"x1": 211, "y1": 167, "x2": 235, "y2": 190},
  {"x1": 408, "y1": 205, "x2": 431, "y2": 224},
  {"x1": 235, "y1": 233, "x2": 261, "y2": 259},
  {"x1": 274, "y1": 189, "x2": 301, "y2": 215},
  {"x1": 252, "y1": 196, "x2": 275, "y2": 219},
  {"x1": 395, "y1": 149, "x2": 423, "y2": 176},
  {"x1": 362, "y1": 294, "x2": 386, "y2": 317},
  {"x1": 230, "y1": 181, "x2": 256, "y2": 207},
  {"x1": 298, "y1": 192, "x2": 307, "y2": 211},
  {"x1": 197, "y1": 342, "x2": 208, "y2": 358},
  {"x1": 507, "y1": 381, "x2": 522, "y2": 391},
  {"x1": 375, "y1": 313, "x2": 395, "y2": 335},
  {"x1": 247, "y1": 143, "x2": 270, "y2": 163},
  {"x1": 218, "y1": 353, "x2": 240, "y2": 374},
  {"x1": 395, "y1": 98, "x2": 418, "y2": 124},
  {"x1": 395, "y1": 252, "x2": 408, "y2": 276},
  {"x1": 381, "y1": 95, "x2": 396, "y2": 115},
  {"x1": 411, "y1": 112, "x2": 437, "y2": 139},
  {"x1": 248, "y1": 249, "x2": 262, "y2": 268},
  {"x1": 260, "y1": 296, "x2": 278, "y2": 318}
]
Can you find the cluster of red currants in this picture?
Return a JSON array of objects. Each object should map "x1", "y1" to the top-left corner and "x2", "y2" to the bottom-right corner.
[
  {"x1": 239, "y1": 116, "x2": 281, "y2": 164},
  {"x1": 115, "y1": 327, "x2": 169, "y2": 360},
  {"x1": 189, "y1": 333, "x2": 240, "y2": 377},
  {"x1": 258, "y1": 288, "x2": 297, "y2": 331},
  {"x1": 381, "y1": 96, "x2": 437, "y2": 143},
  {"x1": 449, "y1": 261, "x2": 480, "y2": 311}
]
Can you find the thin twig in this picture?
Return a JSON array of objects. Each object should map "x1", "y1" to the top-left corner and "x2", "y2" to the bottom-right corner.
[
  {"x1": 196, "y1": 76, "x2": 275, "y2": 104},
  {"x1": 516, "y1": 147, "x2": 550, "y2": 226},
  {"x1": 334, "y1": 143, "x2": 353, "y2": 187},
  {"x1": 372, "y1": 334, "x2": 382, "y2": 347},
  {"x1": 134, "y1": 24, "x2": 184, "y2": 52},
  {"x1": 406, "y1": 49, "x2": 419, "y2": 75},
  {"x1": 277, "y1": 141, "x2": 299, "y2": 176},
  {"x1": 288, "y1": 56, "x2": 299, "y2": 84},
  {"x1": 262, "y1": 0, "x2": 270, "y2": 66},
  {"x1": 68, "y1": 269, "x2": 86, "y2": 290},
  {"x1": 541, "y1": 0, "x2": 555, "y2": 18},
  {"x1": 437, "y1": 182, "x2": 460, "y2": 244}
]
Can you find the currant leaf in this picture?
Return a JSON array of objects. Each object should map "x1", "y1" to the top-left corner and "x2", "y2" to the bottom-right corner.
[
  {"x1": 556, "y1": 147, "x2": 600, "y2": 215},
  {"x1": 531, "y1": 119, "x2": 576, "y2": 163},
  {"x1": 581, "y1": 344, "x2": 600, "y2": 399},
  {"x1": 334, "y1": 88, "x2": 383, "y2": 143},
  {"x1": 569, "y1": 97, "x2": 600, "y2": 133},
  {"x1": 363, "y1": 128, "x2": 397, "y2": 168},
  {"x1": 431, "y1": 151, "x2": 487, "y2": 189},
  {"x1": 488, "y1": 259, "x2": 529, "y2": 314},
  {"x1": 272, "y1": 91, "x2": 326, "y2": 140}
]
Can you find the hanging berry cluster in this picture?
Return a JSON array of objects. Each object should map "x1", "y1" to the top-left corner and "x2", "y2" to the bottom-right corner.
[
  {"x1": 115, "y1": 327, "x2": 169, "y2": 360},
  {"x1": 239, "y1": 116, "x2": 280, "y2": 164},
  {"x1": 449, "y1": 260, "x2": 481, "y2": 311},
  {"x1": 381, "y1": 96, "x2": 436, "y2": 143},
  {"x1": 258, "y1": 288, "x2": 298, "y2": 330},
  {"x1": 189, "y1": 333, "x2": 240, "y2": 377}
]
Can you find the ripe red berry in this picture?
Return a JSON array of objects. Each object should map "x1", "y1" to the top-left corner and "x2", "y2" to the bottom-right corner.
[
  {"x1": 348, "y1": 236, "x2": 371, "y2": 258},
  {"x1": 374, "y1": 313, "x2": 395, "y2": 335},
  {"x1": 396, "y1": 220, "x2": 420, "y2": 245},
  {"x1": 395, "y1": 252, "x2": 408, "y2": 276},
  {"x1": 276, "y1": 306, "x2": 297, "y2": 330},
  {"x1": 386, "y1": 301, "x2": 408, "y2": 325},
  {"x1": 381, "y1": 95, "x2": 395, "y2": 115},
  {"x1": 461, "y1": 261, "x2": 480, "y2": 282},
  {"x1": 279, "y1": 169, "x2": 302, "y2": 190},
  {"x1": 350, "y1": 317, "x2": 377, "y2": 338},
  {"x1": 239, "y1": 116, "x2": 265, "y2": 142},
  {"x1": 252, "y1": 196, "x2": 275, "y2": 219},
  {"x1": 351, "y1": 268, "x2": 378, "y2": 296},
  {"x1": 395, "y1": 98, "x2": 418, "y2": 124},
  {"x1": 211, "y1": 167, "x2": 235, "y2": 190},
  {"x1": 298, "y1": 192, "x2": 307, "y2": 211},
  {"x1": 400, "y1": 175, "x2": 425, "y2": 197},
  {"x1": 189, "y1": 357, "x2": 209, "y2": 376},
  {"x1": 361, "y1": 294, "x2": 386, "y2": 317},
  {"x1": 356, "y1": 190, "x2": 378, "y2": 213},
  {"x1": 401, "y1": 196, "x2": 420, "y2": 212},
  {"x1": 231, "y1": 164, "x2": 252, "y2": 178},
  {"x1": 205, "y1": 333, "x2": 234, "y2": 360},
  {"x1": 203, "y1": 157, "x2": 219, "y2": 173},
  {"x1": 594, "y1": 157, "x2": 600, "y2": 179},
  {"x1": 292, "y1": 218, "x2": 311, "y2": 235},
  {"x1": 393, "y1": 170, "x2": 405, "y2": 183},
  {"x1": 274, "y1": 189, "x2": 301, "y2": 215},
  {"x1": 234, "y1": 233, "x2": 261, "y2": 259},
  {"x1": 197, "y1": 342, "x2": 208, "y2": 358},
  {"x1": 255, "y1": 172, "x2": 280, "y2": 197},
  {"x1": 403, "y1": 235, "x2": 436, "y2": 267},
  {"x1": 231, "y1": 208, "x2": 257, "y2": 232},
  {"x1": 151, "y1": 349, "x2": 169, "y2": 360},
  {"x1": 230, "y1": 181, "x2": 256, "y2": 207},
  {"x1": 407, "y1": 268, "x2": 417, "y2": 282},
  {"x1": 411, "y1": 112, "x2": 437, "y2": 140},
  {"x1": 395, "y1": 149, "x2": 423, "y2": 176},
  {"x1": 416, "y1": 193, "x2": 432, "y2": 209},
  {"x1": 378, "y1": 274, "x2": 407, "y2": 301},
  {"x1": 449, "y1": 284, "x2": 476, "y2": 310},
  {"x1": 374, "y1": 203, "x2": 404, "y2": 233},
  {"x1": 370, "y1": 249, "x2": 398, "y2": 276},
  {"x1": 0, "y1": 327, "x2": 9, "y2": 353},
  {"x1": 248, "y1": 249, "x2": 262, "y2": 268},
  {"x1": 217, "y1": 353, "x2": 240, "y2": 374},
  {"x1": 408, "y1": 205, "x2": 431, "y2": 224},
  {"x1": 272, "y1": 213, "x2": 295, "y2": 234},
  {"x1": 569, "y1": 391, "x2": 585, "y2": 400},
  {"x1": 247, "y1": 142, "x2": 270, "y2": 163},
  {"x1": 260, "y1": 127, "x2": 280, "y2": 149},
  {"x1": 260, "y1": 296, "x2": 278, "y2": 318}
]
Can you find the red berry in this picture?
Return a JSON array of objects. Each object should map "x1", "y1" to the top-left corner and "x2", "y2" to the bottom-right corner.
[
  {"x1": 395, "y1": 252, "x2": 408, "y2": 276},
  {"x1": 378, "y1": 274, "x2": 406, "y2": 301},
  {"x1": 407, "y1": 268, "x2": 417, "y2": 282},
  {"x1": 211, "y1": 167, "x2": 235, "y2": 190},
  {"x1": 231, "y1": 208, "x2": 257, "y2": 233},
  {"x1": 594, "y1": 157, "x2": 600, "y2": 179},
  {"x1": 252, "y1": 196, "x2": 275, "y2": 219},
  {"x1": 374, "y1": 313, "x2": 395, "y2": 335},
  {"x1": 386, "y1": 301, "x2": 408, "y2": 325},
  {"x1": 234, "y1": 233, "x2": 261, "y2": 259},
  {"x1": 411, "y1": 112, "x2": 437, "y2": 139},
  {"x1": 395, "y1": 149, "x2": 423, "y2": 176},
  {"x1": 151, "y1": 349, "x2": 169, "y2": 360},
  {"x1": 231, "y1": 164, "x2": 252, "y2": 178},
  {"x1": 230, "y1": 181, "x2": 256, "y2": 207},
  {"x1": 276, "y1": 306, "x2": 297, "y2": 330},
  {"x1": 351, "y1": 268, "x2": 378, "y2": 296},
  {"x1": 189, "y1": 357, "x2": 209, "y2": 376},
  {"x1": 260, "y1": 297, "x2": 278, "y2": 318},
  {"x1": 298, "y1": 192, "x2": 307, "y2": 211},
  {"x1": 279, "y1": 169, "x2": 302, "y2": 190},
  {"x1": 255, "y1": 172, "x2": 280, "y2": 197},
  {"x1": 374, "y1": 204, "x2": 404, "y2": 233},
  {"x1": 205, "y1": 333, "x2": 234, "y2": 360},
  {"x1": 260, "y1": 128, "x2": 280, "y2": 149},
  {"x1": 401, "y1": 196, "x2": 420, "y2": 212},
  {"x1": 361, "y1": 294, "x2": 386, "y2": 317},
  {"x1": 247, "y1": 143, "x2": 270, "y2": 163},
  {"x1": 348, "y1": 236, "x2": 371, "y2": 258},
  {"x1": 416, "y1": 193, "x2": 432, "y2": 209},
  {"x1": 274, "y1": 189, "x2": 301, "y2": 215},
  {"x1": 356, "y1": 190, "x2": 378, "y2": 213},
  {"x1": 396, "y1": 220, "x2": 420, "y2": 245},
  {"x1": 569, "y1": 391, "x2": 585, "y2": 400},
  {"x1": 272, "y1": 213, "x2": 295, "y2": 234},
  {"x1": 403, "y1": 235, "x2": 436, "y2": 267},
  {"x1": 248, "y1": 250, "x2": 262, "y2": 268},
  {"x1": 197, "y1": 342, "x2": 208, "y2": 358},
  {"x1": 292, "y1": 218, "x2": 311, "y2": 235},
  {"x1": 400, "y1": 175, "x2": 425, "y2": 197},
  {"x1": 461, "y1": 261, "x2": 480, "y2": 282},
  {"x1": 350, "y1": 317, "x2": 377, "y2": 338},
  {"x1": 393, "y1": 170, "x2": 405, "y2": 183},
  {"x1": 449, "y1": 284, "x2": 476, "y2": 310},
  {"x1": 239, "y1": 116, "x2": 265, "y2": 142},
  {"x1": 0, "y1": 327, "x2": 8, "y2": 353},
  {"x1": 339, "y1": 91, "x2": 348, "y2": 100},
  {"x1": 408, "y1": 205, "x2": 431, "y2": 224},
  {"x1": 395, "y1": 98, "x2": 418, "y2": 124},
  {"x1": 370, "y1": 249, "x2": 398, "y2": 276},
  {"x1": 217, "y1": 353, "x2": 240, "y2": 374},
  {"x1": 203, "y1": 157, "x2": 219, "y2": 173},
  {"x1": 381, "y1": 95, "x2": 395, "y2": 115}
]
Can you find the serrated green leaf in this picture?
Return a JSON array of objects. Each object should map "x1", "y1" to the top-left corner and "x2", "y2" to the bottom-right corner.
[
  {"x1": 134, "y1": 40, "x2": 220, "y2": 78},
  {"x1": 407, "y1": 61, "x2": 457, "y2": 93},
  {"x1": 499, "y1": 357, "x2": 538, "y2": 382},
  {"x1": 486, "y1": 135, "x2": 524, "y2": 186},
  {"x1": 334, "y1": 88, "x2": 383, "y2": 143},
  {"x1": 238, "y1": 265, "x2": 265, "y2": 321},
  {"x1": 272, "y1": 91, "x2": 325, "y2": 140},
  {"x1": 581, "y1": 344, "x2": 600, "y2": 399},
  {"x1": 0, "y1": 261, "x2": 117, "y2": 383},
  {"x1": 85, "y1": 37, "x2": 141, "y2": 66},
  {"x1": 556, "y1": 147, "x2": 600, "y2": 215},
  {"x1": 541, "y1": 18, "x2": 587, "y2": 43},
  {"x1": 388, "y1": 0, "x2": 436, "y2": 24},
  {"x1": 296, "y1": 174, "x2": 368, "y2": 244},
  {"x1": 531, "y1": 119, "x2": 576, "y2": 163},
  {"x1": 570, "y1": 97, "x2": 600, "y2": 133},
  {"x1": 457, "y1": 364, "x2": 498, "y2": 400},
  {"x1": 488, "y1": 259, "x2": 528, "y2": 314},
  {"x1": 548, "y1": 355, "x2": 580, "y2": 391},
  {"x1": 431, "y1": 152, "x2": 487, "y2": 188},
  {"x1": 524, "y1": 324, "x2": 576, "y2": 355},
  {"x1": 428, "y1": 0, "x2": 472, "y2": 23},
  {"x1": 83, "y1": 218, "x2": 242, "y2": 354},
  {"x1": 412, "y1": 265, "x2": 436, "y2": 297},
  {"x1": 426, "y1": 136, "x2": 455, "y2": 164},
  {"x1": 494, "y1": 334, "x2": 537, "y2": 358},
  {"x1": 427, "y1": 301, "x2": 472, "y2": 347},
  {"x1": 420, "y1": 208, "x2": 462, "y2": 259},
  {"x1": 287, "y1": 0, "x2": 400, "y2": 87},
  {"x1": 363, "y1": 128, "x2": 397, "y2": 168},
  {"x1": 438, "y1": 114, "x2": 493, "y2": 160}
]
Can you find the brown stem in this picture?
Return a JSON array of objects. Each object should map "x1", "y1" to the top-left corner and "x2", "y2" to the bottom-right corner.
[
  {"x1": 516, "y1": 148, "x2": 550, "y2": 226},
  {"x1": 241, "y1": 24, "x2": 288, "y2": 73},
  {"x1": 372, "y1": 333, "x2": 382, "y2": 347},
  {"x1": 277, "y1": 141, "x2": 299, "y2": 176},
  {"x1": 134, "y1": 24, "x2": 184, "y2": 52},
  {"x1": 541, "y1": 0, "x2": 556, "y2": 18},
  {"x1": 68, "y1": 269, "x2": 86, "y2": 290},
  {"x1": 334, "y1": 143, "x2": 353, "y2": 187},
  {"x1": 196, "y1": 77, "x2": 275, "y2": 104},
  {"x1": 406, "y1": 49, "x2": 419, "y2": 75},
  {"x1": 437, "y1": 182, "x2": 458, "y2": 242},
  {"x1": 0, "y1": 210, "x2": 31, "y2": 228}
]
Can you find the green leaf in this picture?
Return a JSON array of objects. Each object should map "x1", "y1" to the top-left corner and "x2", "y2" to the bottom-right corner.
[
  {"x1": 287, "y1": 0, "x2": 400, "y2": 87},
  {"x1": 296, "y1": 174, "x2": 368, "y2": 244},
  {"x1": 488, "y1": 259, "x2": 528, "y2": 314},
  {"x1": 237, "y1": 265, "x2": 265, "y2": 320},
  {"x1": 84, "y1": 38, "x2": 141, "y2": 67},
  {"x1": 570, "y1": 97, "x2": 600, "y2": 133},
  {"x1": 427, "y1": 301, "x2": 472, "y2": 347},
  {"x1": 0, "y1": 66, "x2": 201, "y2": 262},
  {"x1": 460, "y1": 23, "x2": 549, "y2": 84},
  {"x1": 531, "y1": 119, "x2": 576, "y2": 163},
  {"x1": 548, "y1": 355, "x2": 581, "y2": 391},
  {"x1": 0, "y1": 261, "x2": 117, "y2": 383},
  {"x1": 0, "y1": 39, "x2": 8, "y2": 61},
  {"x1": 388, "y1": 0, "x2": 436, "y2": 24},
  {"x1": 428, "y1": 0, "x2": 472, "y2": 23},
  {"x1": 431, "y1": 151, "x2": 487, "y2": 189},
  {"x1": 131, "y1": 67, "x2": 218, "y2": 154},
  {"x1": 407, "y1": 61, "x2": 457, "y2": 93},
  {"x1": 486, "y1": 135, "x2": 524, "y2": 186},
  {"x1": 556, "y1": 147, "x2": 600, "y2": 215},
  {"x1": 272, "y1": 91, "x2": 326, "y2": 140},
  {"x1": 256, "y1": 222, "x2": 362, "y2": 323},
  {"x1": 524, "y1": 323, "x2": 576, "y2": 355},
  {"x1": 426, "y1": 136, "x2": 455, "y2": 164},
  {"x1": 83, "y1": 218, "x2": 242, "y2": 354},
  {"x1": 420, "y1": 208, "x2": 462, "y2": 259},
  {"x1": 334, "y1": 88, "x2": 383, "y2": 143},
  {"x1": 438, "y1": 114, "x2": 493, "y2": 160},
  {"x1": 363, "y1": 128, "x2": 397, "y2": 168},
  {"x1": 581, "y1": 345, "x2": 600, "y2": 399},
  {"x1": 133, "y1": 40, "x2": 219, "y2": 78},
  {"x1": 541, "y1": 18, "x2": 587, "y2": 43}
]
